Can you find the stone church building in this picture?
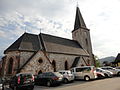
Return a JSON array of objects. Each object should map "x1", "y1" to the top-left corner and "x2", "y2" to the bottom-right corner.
[{"x1": 1, "y1": 7, "x2": 95, "y2": 77}]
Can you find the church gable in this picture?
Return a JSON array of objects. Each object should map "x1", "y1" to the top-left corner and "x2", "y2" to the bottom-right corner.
[{"x1": 20, "y1": 51, "x2": 54, "y2": 74}]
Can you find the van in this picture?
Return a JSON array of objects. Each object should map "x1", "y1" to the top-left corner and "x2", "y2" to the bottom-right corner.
[{"x1": 71, "y1": 66, "x2": 97, "y2": 81}]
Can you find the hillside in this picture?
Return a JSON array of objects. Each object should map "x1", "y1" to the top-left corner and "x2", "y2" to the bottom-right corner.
[{"x1": 99, "y1": 56, "x2": 115, "y2": 64}]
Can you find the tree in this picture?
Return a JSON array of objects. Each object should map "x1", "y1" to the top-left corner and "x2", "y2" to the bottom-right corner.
[{"x1": 94, "y1": 55, "x2": 101, "y2": 67}]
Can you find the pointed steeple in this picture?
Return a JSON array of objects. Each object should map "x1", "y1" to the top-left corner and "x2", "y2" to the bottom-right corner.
[{"x1": 74, "y1": 7, "x2": 87, "y2": 30}]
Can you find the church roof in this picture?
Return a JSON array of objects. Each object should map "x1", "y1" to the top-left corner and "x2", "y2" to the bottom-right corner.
[
  {"x1": 73, "y1": 7, "x2": 87, "y2": 31},
  {"x1": 4, "y1": 33, "x2": 89, "y2": 56},
  {"x1": 4, "y1": 33, "x2": 41, "y2": 53}
]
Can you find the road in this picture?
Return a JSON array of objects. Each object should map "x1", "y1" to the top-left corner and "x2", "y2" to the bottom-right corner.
[{"x1": 34, "y1": 77, "x2": 120, "y2": 90}]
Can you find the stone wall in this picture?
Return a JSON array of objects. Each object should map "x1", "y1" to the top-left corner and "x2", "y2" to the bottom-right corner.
[
  {"x1": 21, "y1": 51, "x2": 53, "y2": 75},
  {"x1": 48, "y1": 53, "x2": 89, "y2": 71},
  {"x1": 21, "y1": 51, "x2": 90, "y2": 75},
  {"x1": 20, "y1": 51, "x2": 34, "y2": 67}
]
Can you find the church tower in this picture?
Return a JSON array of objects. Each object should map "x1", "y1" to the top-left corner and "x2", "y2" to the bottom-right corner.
[{"x1": 72, "y1": 7, "x2": 95, "y2": 65}]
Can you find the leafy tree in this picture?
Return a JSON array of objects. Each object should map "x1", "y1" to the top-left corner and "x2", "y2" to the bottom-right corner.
[{"x1": 94, "y1": 55, "x2": 101, "y2": 67}]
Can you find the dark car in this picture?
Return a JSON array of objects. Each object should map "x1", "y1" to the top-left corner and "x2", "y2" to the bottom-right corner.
[
  {"x1": 35, "y1": 72, "x2": 63, "y2": 87},
  {"x1": 0, "y1": 78, "x2": 4, "y2": 90},
  {"x1": 9, "y1": 73, "x2": 34, "y2": 90}
]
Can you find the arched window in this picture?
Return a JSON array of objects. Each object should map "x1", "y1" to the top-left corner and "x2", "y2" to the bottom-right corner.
[
  {"x1": 7, "y1": 58, "x2": 14, "y2": 74},
  {"x1": 52, "y1": 60, "x2": 56, "y2": 72},
  {"x1": 38, "y1": 70, "x2": 42, "y2": 74},
  {"x1": 65, "y1": 61, "x2": 68, "y2": 70},
  {"x1": 85, "y1": 38, "x2": 89, "y2": 52}
]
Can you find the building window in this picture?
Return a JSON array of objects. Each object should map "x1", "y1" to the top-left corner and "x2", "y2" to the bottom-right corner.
[
  {"x1": 65, "y1": 61, "x2": 68, "y2": 70},
  {"x1": 38, "y1": 58, "x2": 43, "y2": 63},
  {"x1": 85, "y1": 38, "x2": 89, "y2": 52},
  {"x1": 7, "y1": 58, "x2": 14, "y2": 74},
  {"x1": 52, "y1": 60, "x2": 56, "y2": 72}
]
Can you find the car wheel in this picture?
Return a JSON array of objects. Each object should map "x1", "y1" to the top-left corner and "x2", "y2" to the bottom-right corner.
[
  {"x1": 117, "y1": 72, "x2": 120, "y2": 76},
  {"x1": 64, "y1": 78, "x2": 68, "y2": 84},
  {"x1": 46, "y1": 81, "x2": 51, "y2": 87},
  {"x1": 84, "y1": 76, "x2": 90, "y2": 81},
  {"x1": 104, "y1": 73, "x2": 109, "y2": 77}
]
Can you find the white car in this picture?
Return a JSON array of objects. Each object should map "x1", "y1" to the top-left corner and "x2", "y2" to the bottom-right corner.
[
  {"x1": 71, "y1": 66, "x2": 97, "y2": 81},
  {"x1": 58, "y1": 70, "x2": 74, "y2": 83},
  {"x1": 101, "y1": 67, "x2": 120, "y2": 76},
  {"x1": 97, "y1": 68, "x2": 113, "y2": 77}
]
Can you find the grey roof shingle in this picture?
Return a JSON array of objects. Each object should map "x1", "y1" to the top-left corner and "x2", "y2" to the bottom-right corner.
[{"x1": 4, "y1": 33, "x2": 41, "y2": 53}]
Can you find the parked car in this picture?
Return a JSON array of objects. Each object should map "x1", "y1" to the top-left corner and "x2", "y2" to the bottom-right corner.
[
  {"x1": 9, "y1": 73, "x2": 34, "y2": 90},
  {"x1": 96, "y1": 68, "x2": 113, "y2": 78},
  {"x1": 95, "y1": 69, "x2": 105, "y2": 79},
  {"x1": 0, "y1": 78, "x2": 4, "y2": 90},
  {"x1": 115, "y1": 67, "x2": 120, "y2": 69},
  {"x1": 70, "y1": 66, "x2": 97, "y2": 81},
  {"x1": 58, "y1": 70, "x2": 74, "y2": 83},
  {"x1": 35, "y1": 72, "x2": 63, "y2": 87},
  {"x1": 101, "y1": 67, "x2": 120, "y2": 76}
]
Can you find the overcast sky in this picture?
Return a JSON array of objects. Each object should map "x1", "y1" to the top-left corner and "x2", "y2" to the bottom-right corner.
[{"x1": 0, "y1": 0, "x2": 120, "y2": 59}]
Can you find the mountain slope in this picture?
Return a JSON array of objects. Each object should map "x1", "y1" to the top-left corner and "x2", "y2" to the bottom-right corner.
[{"x1": 99, "y1": 56, "x2": 115, "y2": 64}]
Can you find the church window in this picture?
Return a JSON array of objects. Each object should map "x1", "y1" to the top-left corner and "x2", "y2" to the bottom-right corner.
[
  {"x1": 38, "y1": 58, "x2": 43, "y2": 63},
  {"x1": 52, "y1": 60, "x2": 56, "y2": 72},
  {"x1": 85, "y1": 38, "x2": 88, "y2": 46},
  {"x1": 65, "y1": 61, "x2": 68, "y2": 70},
  {"x1": 7, "y1": 58, "x2": 14, "y2": 74},
  {"x1": 85, "y1": 38, "x2": 89, "y2": 52}
]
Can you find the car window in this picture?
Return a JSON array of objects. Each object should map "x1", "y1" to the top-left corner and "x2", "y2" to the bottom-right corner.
[
  {"x1": 76, "y1": 67, "x2": 91, "y2": 72},
  {"x1": 20, "y1": 74, "x2": 32, "y2": 80},
  {"x1": 76, "y1": 68, "x2": 83, "y2": 72},
  {"x1": 83, "y1": 67, "x2": 91, "y2": 72}
]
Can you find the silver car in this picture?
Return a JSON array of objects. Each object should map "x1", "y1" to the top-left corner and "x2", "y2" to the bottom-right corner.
[
  {"x1": 96, "y1": 68, "x2": 113, "y2": 78},
  {"x1": 71, "y1": 66, "x2": 97, "y2": 81},
  {"x1": 101, "y1": 67, "x2": 120, "y2": 76},
  {"x1": 58, "y1": 70, "x2": 74, "y2": 83}
]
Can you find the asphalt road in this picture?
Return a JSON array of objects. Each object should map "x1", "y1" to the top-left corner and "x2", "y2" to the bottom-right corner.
[
  {"x1": 6, "y1": 77, "x2": 120, "y2": 90},
  {"x1": 34, "y1": 77, "x2": 120, "y2": 90}
]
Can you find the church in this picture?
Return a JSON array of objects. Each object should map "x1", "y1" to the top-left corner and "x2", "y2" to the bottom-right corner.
[{"x1": 1, "y1": 7, "x2": 95, "y2": 77}]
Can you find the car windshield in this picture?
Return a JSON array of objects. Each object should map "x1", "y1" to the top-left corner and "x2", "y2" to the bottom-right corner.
[{"x1": 20, "y1": 74, "x2": 32, "y2": 80}]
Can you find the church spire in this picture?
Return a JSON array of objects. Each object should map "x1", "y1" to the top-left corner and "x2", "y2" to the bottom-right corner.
[{"x1": 74, "y1": 7, "x2": 87, "y2": 30}]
